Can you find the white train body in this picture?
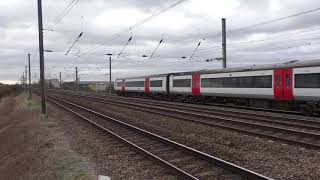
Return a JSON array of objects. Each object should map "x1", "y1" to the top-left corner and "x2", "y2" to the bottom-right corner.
[{"x1": 115, "y1": 60, "x2": 320, "y2": 113}]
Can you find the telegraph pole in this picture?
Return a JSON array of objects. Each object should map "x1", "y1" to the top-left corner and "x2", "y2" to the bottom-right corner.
[
  {"x1": 222, "y1": 18, "x2": 227, "y2": 68},
  {"x1": 21, "y1": 75, "x2": 23, "y2": 87},
  {"x1": 25, "y1": 66, "x2": 28, "y2": 93},
  {"x1": 28, "y1": 54, "x2": 32, "y2": 100},
  {"x1": 22, "y1": 73, "x2": 25, "y2": 91},
  {"x1": 75, "y1": 67, "x2": 78, "y2": 91},
  {"x1": 59, "y1": 72, "x2": 62, "y2": 88},
  {"x1": 109, "y1": 57, "x2": 112, "y2": 94},
  {"x1": 37, "y1": 0, "x2": 46, "y2": 114}
]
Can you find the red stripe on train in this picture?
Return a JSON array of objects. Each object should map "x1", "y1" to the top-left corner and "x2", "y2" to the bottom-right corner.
[
  {"x1": 192, "y1": 74, "x2": 201, "y2": 96},
  {"x1": 145, "y1": 78, "x2": 150, "y2": 96},
  {"x1": 274, "y1": 68, "x2": 293, "y2": 100},
  {"x1": 122, "y1": 80, "x2": 126, "y2": 95}
]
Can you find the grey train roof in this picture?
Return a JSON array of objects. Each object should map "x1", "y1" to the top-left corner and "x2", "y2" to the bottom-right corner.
[{"x1": 116, "y1": 59, "x2": 320, "y2": 80}]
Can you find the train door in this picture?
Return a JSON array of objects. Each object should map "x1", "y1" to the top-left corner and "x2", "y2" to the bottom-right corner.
[
  {"x1": 169, "y1": 74, "x2": 174, "y2": 94},
  {"x1": 145, "y1": 78, "x2": 150, "y2": 96},
  {"x1": 274, "y1": 69, "x2": 293, "y2": 100},
  {"x1": 192, "y1": 74, "x2": 201, "y2": 96},
  {"x1": 283, "y1": 69, "x2": 293, "y2": 100},
  {"x1": 166, "y1": 74, "x2": 171, "y2": 95},
  {"x1": 121, "y1": 80, "x2": 125, "y2": 95},
  {"x1": 274, "y1": 69, "x2": 283, "y2": 100}
]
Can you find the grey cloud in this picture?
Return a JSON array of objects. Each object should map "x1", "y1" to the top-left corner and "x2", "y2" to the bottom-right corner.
[{"x1": 1, "y1": 0, "x2": 320, "y2": 83}]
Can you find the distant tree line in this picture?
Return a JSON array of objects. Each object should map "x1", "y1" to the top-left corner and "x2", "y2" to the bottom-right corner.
[{"x1": 0, "y1": 84, "x2": 20, "y2": 99}]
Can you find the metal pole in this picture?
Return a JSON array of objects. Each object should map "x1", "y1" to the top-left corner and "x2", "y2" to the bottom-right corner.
[
  {"x1": 75, "y1": 67, "x2": 78, "y2": 91},
  {"x1": 28, "y1": 54, "x2": 32, "y2": 100},
  {"x1": 37, "y1": 0, "x2": 46, "y2": 114},
  {"x1": 59, "y1": 72, "x2": 62, "y2": 88},
  {"x1": 109, "y1": 57, "x2": 112, "y2": 94},
  {"x1": 222, "y1": 18, "x2": 227, "y2": 68},
  {"x1": 22, "y1": 73, "x2": 25, "y2": 90},
  {"x1": 25, "y1": 66, "x2": 28, "y2": 93}
]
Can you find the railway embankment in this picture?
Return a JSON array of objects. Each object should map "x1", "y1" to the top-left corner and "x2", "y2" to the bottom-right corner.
[
  {"x1": 1, "y1": 93, "x2": 176, "y2": 179},
  {"x1": 0, "y1": 93, "x2": 96, "y2": 179}
]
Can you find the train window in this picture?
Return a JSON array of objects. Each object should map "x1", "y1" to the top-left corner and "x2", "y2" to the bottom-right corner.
[
  {"x1": 254, "y1": 76, "x2": 272, "y2": 88},
  {"x1": 238, "y1": 76, "x2": 253, "y2": 88},
  {"x1": 173, "y1": 79, "x2": 191, "y2": 87},
  {"x1": 224, "y1": 77, "x2": 237, "y2": 87},
  {"x1": 201, "y1": 78, "x2": 223, "y2": 87},
  {"x1": 286, "y1": 74, "x2": 291, "y2": 88},
  {"x1": 201, "y1": 75, "x2": 272, "y2": 88},
  {"x1": 276, "y1": 75, "x2": 281, "y2": 88},
  {"x1": 116, "y1": 82, "x2": 122, "y2": 87},
  {"x1": 126, "y1": 81, "x2": 145, "y2": 87},
  {"x1": 150, "y1": 80, "x2": 162, "y2": 87},
  {"x1": 295, "y1": 73, "x2": 320, "y2": 88}
]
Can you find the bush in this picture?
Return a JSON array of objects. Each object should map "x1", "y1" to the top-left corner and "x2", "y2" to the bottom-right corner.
[{"x1": 0, "y1": 84, "x2": 20, "y2": 98}]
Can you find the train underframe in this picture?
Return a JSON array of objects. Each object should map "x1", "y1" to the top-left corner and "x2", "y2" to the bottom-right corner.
[{"x1": 117, "y1": 91, "x2": 320, "y2": 116}]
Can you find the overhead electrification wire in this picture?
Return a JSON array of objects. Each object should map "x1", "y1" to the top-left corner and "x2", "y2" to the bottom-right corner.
[
  {"x1": 193, "y1": 26, "x2": 320, "y2": 58},
  {"x1": 150, "y1": 38, "x2": 164, "y2": 60},
  {"x1": 146, "y1": 6, "x2": 320, "y2": 61},
  {"x1": 71, "y1": 2, "x2": 320, "y2": 65},
  {"x1": 188, "y1": 41, "x2": 202, "y2": 61},
  {"x1": 65, "y1": 32, "x2": 83, "y2": 56},
  {"x1": 46, "y1": 0, "x2": 80, "y2": 31},
  {"x1": 162, "y1": 6, "x2": 320, "y2": 51},
  {"x1": 49, "y1": 0, "x2": 76, "y2": 24},
  {"x1": 81, "y1": 0, "x2": 188, "y2": 56},
  {"x1": 203, "y1": 6, "x2": 320, "y2": 40},
  {"x1": 229, "y1": 7, "x2": 320, "y2": 33},
  {"x1": 118, "y1": 36, "x2": 133, "y2": 58}
]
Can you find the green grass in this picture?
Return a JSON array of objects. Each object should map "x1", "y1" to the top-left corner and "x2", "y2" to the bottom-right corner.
[
  {"x1": 15, "y1": 92, "x2": 41, "y2": 109},
  {"x1": 73, "y1": 170, "x2": 91, "y2": 180},
  {"x1": 47, "y1": 122, "x2": 59, "y2": 128}
]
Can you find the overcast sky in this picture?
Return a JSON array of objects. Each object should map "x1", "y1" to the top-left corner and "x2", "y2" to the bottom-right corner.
[{"x1": 1, "y1": 0, "x2": 320, "y2": 84}]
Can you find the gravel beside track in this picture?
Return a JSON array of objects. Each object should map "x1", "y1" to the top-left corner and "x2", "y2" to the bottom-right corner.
[
  {"x1": 51, "y1": 91, "x2": 320, "y2": 150},
  {"x1": 49, "y1": 96, "x2": 270, "y2": 179},
  {"x1": 44, "y1": 95, "x2": 177, "y2": 180},
  {"x1": 52, "y1": 92, "x2": 320, "y2": 179}
]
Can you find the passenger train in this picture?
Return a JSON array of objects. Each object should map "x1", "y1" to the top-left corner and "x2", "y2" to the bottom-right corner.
[{"x1": 114, "y1": 60, "x2": 320, "y2": 115}]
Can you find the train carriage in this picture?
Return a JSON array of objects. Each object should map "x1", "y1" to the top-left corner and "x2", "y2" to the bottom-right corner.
[
  {"x1": 148, "y1": 75, "x2": 168, "y2": 96},
  {"x1": 293, "y1": 66, "x2": 320, "y2": 101},
  {"x1": 115, "y1": 74, "x2": 169, "y2": 96},
  {"x1": 114, "y1": 60, "x2": 320, "y2": 114},
  {"x1": 199, "y1": 70, "x2": 274, "y2": 99},
  {"x1": 169, "y1": 74, "x2": 193, "y2": 95}
]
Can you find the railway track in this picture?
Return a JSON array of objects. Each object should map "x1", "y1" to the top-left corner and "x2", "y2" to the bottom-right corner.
[
  {"x1": 48, "y1": 95, "x2": 271, "y2": 180},
  {"x1": 80, "y1": 92, "x2": 320, "y2": 130},
  {"x1": 49, "y1": 90, "x2": 320, "y2": 150},
  {"x1": 53, "y1": 90, "x2": 317, "y2": 122},
  {"x1": 63, "y1": 89, "x2": 305, "y2": 115}
]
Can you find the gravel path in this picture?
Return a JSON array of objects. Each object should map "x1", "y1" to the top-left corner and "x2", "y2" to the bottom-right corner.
[{"x1": 57, "y1": 94, "x2": 320, "y2": 180}]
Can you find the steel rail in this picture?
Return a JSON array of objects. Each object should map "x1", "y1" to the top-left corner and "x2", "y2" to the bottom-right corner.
[
  {"x1": 75, "y1": 92, "x2": 320, "y2": 131},
  {"x1": 55, "y1": 92, "x2": 320, "y2": 138},
  {"x1": 53, "y1": 89, "x2": 319, "y2": 124},
  {"x1": 48, "y1": 97, "x2": 198, "y2": 180},
  {"x1": 50, "y1": 92, "x2": 320, "y2": 150},
  {"x1": 48, "y1": 96, "x2": 271, "y2": 180},
  {"x1": 59, "y1": 89, "x2": 306, "y2": 116}
]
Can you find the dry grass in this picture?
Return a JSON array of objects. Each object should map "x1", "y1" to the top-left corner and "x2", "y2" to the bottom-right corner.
[{"x1": 0, "y1": 93, "x2": 97, "y2": 180}]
